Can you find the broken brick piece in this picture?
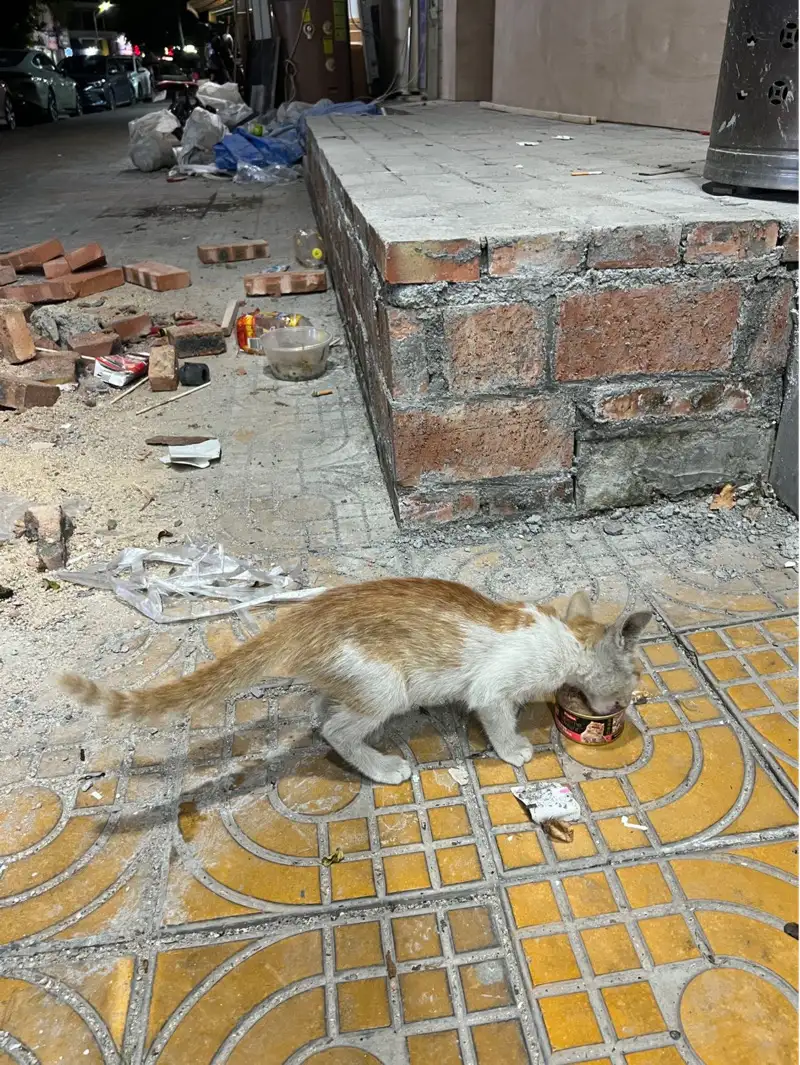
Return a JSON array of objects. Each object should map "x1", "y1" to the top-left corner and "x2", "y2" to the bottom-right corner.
[
  {"x1": 105, "y1": 312, "x2": 152, "y2": 340},
  {"x1": 148, "y1": 344, "x2": 178, "y2": 391},
  {"x1": 58, "y1": 266, "x2": 124, "y2": 298},
  {"x1": 243, "y1": 270, "x2": 327, "y2": 297},
  {"x1": 43, "y1": 257, "x2": 72, "y2": 279},
  {"x1": 2, "y1": 278, "x2": 77, "y2": 303},
  {"x1": 0, "y1": 264, "x2": 16, "y2": 286},
  {"x1": 0, "y1": 238, "x2": 64, "y2": 271},
  {"x1": 65, "y1": 243, "x2": 106, "y2": 272},
  {"x1": 0, "y1": 375, "x2": 60, "y2": 410},
  {"x1": 0, "y1": 304, "x2": 35, "y2": 364},
  {"x1": 197, "y1": 240, "x2": 269, "y2": 264},
  {"x1": 69, "y1": 330, "x2": 119, "y2": 359},
  {"x1": 166, "y1": 321, "x2": 226, "y2": 358},
  {"x1": 18, "y1": 353, "x2": 79, "y2": 385},
  {"x1": 22, "y1": 504, "x2": 72, "y2": 571},
  {"x1": 123, "y1": 261, "x2": 191, "y2": 291},
  {"x1": 32, "y1": 334, "x2": 61, "y2": 352}
]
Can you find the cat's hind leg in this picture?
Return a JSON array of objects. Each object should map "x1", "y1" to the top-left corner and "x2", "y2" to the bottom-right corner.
[{"x1": 322, "y1": 702, "x2": 412, "y2": 784}]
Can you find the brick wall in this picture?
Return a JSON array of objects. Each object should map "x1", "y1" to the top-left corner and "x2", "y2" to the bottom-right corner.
[{"x1": 307, "y1": 131, "x2": 798, "y2": 524}]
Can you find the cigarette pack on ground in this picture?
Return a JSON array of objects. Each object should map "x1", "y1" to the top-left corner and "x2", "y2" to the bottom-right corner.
[{"x1": 93, "y1": 352, "x2": 149, "y2": 388}]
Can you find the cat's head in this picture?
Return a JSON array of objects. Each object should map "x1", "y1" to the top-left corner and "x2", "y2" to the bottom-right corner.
[{"x1": 564, "y1": 591, "x2": 652, "y2": 716}]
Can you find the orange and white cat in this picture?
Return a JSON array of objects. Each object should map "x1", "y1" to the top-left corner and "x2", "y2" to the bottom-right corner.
[{"x1": 59, "y1": 578, "x2": 651, "y2": 784}]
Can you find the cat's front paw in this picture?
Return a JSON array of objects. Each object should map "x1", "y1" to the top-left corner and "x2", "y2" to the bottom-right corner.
[
  {"x1": 369, "y1": 755, "x2": 412, "y2": 785},
  {"x1": 496, "y1": 738, "x2": 534, "y2": 767}
]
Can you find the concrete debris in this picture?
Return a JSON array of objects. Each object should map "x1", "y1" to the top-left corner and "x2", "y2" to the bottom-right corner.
[{"x1": 19, "y1": 504, "x2": 73, "y2": 571}]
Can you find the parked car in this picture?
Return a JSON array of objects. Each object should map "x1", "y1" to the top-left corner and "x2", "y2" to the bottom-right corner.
[
  {"x1": 119, "y1": 55, "x2": 153, "y2": 101},
  {"x1": 0, "y1": 79, "x2": 15, "y2": 129},
  {"x1": 0, "y1": 49, "x2": 81, "y2": 121},
  {"x1": 57, "y1": 55, "x2": 135, "y2": 110}
]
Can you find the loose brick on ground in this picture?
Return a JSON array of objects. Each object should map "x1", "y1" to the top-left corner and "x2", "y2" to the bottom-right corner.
[
  {"x1": 43, "y1": 257, "x2": 71, "y2": 279},
  {"x1": 197, "y1": 240, "x2": 269, "y2": 264},
  {"x1": 2, "y1": 278, "x2": 77, "y2": 303},
  {"x1": 58, "y1": 266, "x2": 124, "y2": 298},
  {"x1": 0, "y1": 304, "x2": 35, "y2": 364},
  {"x1": 0, "y1": 374, "x2": 60, "y2": 409},
  {"x1": 15, "y1": 353, "x2": 79, "y2": 385},
  {"x1": 105, "y1": 313, "x2": 152, "y2": 340},
  {"x1": 69, "y1": 331, "x2": 119, "y2": 359},
  {"x1": 64, "y1": 243, "x2": 106, "y2": 272},
  {"x1": 243, "y1": 270, "x2": 328, "y2": 296},
  {"x1": 0, "y1": 238, "x2": 64, "y2": 270},
  {"x1": 20, "y1": 504, "x2": 71, "y2": 570},
  {"x1": 124, "y1": 261, "x2": 191, "y2": 291},
  {"x1": 0, "y1": 264, "x2": 16, "y2": 286},
  {"x1": 166, "y1": 321, "x2": 226, "y2": 358},
  {"x1": 148, "y1": 345, "x2": 178, "y2": 391}
]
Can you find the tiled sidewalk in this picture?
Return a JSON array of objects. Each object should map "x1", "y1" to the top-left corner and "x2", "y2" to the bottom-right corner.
[{"x1": 0, "y1": 605, "x2": 796, "y2": 1064}]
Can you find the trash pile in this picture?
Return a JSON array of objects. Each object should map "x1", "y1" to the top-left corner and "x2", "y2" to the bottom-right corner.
[{"x1": 128, "y1": 84, "x2": 380, "y2": 181}]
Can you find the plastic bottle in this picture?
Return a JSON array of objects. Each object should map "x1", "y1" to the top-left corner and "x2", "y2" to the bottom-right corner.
[{"x1": 294, "y1": 228, "x2": 326, "y2": 267}]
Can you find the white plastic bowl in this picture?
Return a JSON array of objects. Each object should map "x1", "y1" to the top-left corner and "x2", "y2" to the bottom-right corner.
[{"x1": 261, "y1": 326, "x2": 330, "y2": 381}]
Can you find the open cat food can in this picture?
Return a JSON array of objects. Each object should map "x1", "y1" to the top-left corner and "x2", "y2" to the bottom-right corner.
[{"x1": 554, "y1": 686, "x2": 626, "y2": 744}]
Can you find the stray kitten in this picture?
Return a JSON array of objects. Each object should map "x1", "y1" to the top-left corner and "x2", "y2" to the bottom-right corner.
[{"x1": 59, "y1": 578, "x2": 651, "y2": 784}]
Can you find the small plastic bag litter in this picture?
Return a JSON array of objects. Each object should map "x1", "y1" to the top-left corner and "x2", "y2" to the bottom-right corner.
[
  {"x1": 232, "y1": 162, "x2": 301, "y2": 184},
  {"x1": 55, "y1": 542, "x2": 324, "y2": 623},
  {"x1": 511, "y1": 782, "x2": 581, "y2": 824}
]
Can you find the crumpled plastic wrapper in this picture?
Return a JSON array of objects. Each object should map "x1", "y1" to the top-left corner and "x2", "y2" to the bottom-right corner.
[{"x1": 55, "y1": 542, "x2": 324, "y2": 623}]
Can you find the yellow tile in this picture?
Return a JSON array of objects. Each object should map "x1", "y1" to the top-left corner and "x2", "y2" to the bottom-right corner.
[
  {"x1": 688, "y1": 630, "x2": 727, "y2": 654},
  {"x1": 205, "y1": 620, "x2": 240, "y2": 658},
  {"x1": 679, "y1": 696, "x2": 720, "y2": 721},
  {"x1": 496, "y1": 831, "x2": 545, "y2": 869},
  {"x1": 74, "y1": 774, "x2": 118, "y2": 808},
  {"x1": 581, "y1": 924, "x2": 640, "y2": 975},
  {"x1": 763, "y1": 617, "x2": 798, "y2": 643},
  {"x1": 697, "y1": 909, "x2": 797, "y2": 990},
  {"x1": 638, "y1": 914, "x2": 700, "y2": 964},
  {"x1": 475, "y1": 759, "x2": 517, "y2": 786},
  {"x1": 522, "y1": 934, "x2": 580, "y2": 985},
  {"x1": 383, "y1": 852, "x2": 430, "y2": 894},
  {"x1": 507, "y1": 882, "x2": 561, "y2": 928},
  {"x1": 234, "y1": 697, "x2": 265, "y2": 724},
  {"x1": 0, "y1": 787, "x2": 62, "y2": 855},
  {"x1": 722, "y1": 765, "x2": 795, "y2": 836},
  {"x1": 580, "y1": 778, "x2": 628, "y2": 811},
  {"x1": 639, "y1": 673, "x2": 661, "y2": 697},
  {"x1": 659, "y1": 668, "x2": 697, "y2": 693},
  {"x1": 602, "y1": 983, "x2": 666, "y2": 1038},
  {"x1": 485, "y1": 792, "x2": 529, "y2": 826},
  {"x1": 540, "y1": 992, "x2": 604, "y2": 1050},
  {"x1": 407, "y1": 1030, "x2": 463, "y2": 1065},
  {"x1": 337, "y1": 976, "x2": 390, "y2": 1031},
  {"x1": 786, "y1": 644, "x2": 799, "y2": 664},
  {"x1": 768, "y1": 677, "x2": 798, "y2": 704},
  {"x1": 747, "y1": 649, "x2": 790, "y2": 675},
  {"x1": 617, "y1": 864, "x2": 672, "y2": 909},
  {"x1": 429, "y1": 805, "x2": 471, "y2": 840},
  {"x1": 643, "y1": 643, "x2": 681, "y2": 666},
  {"x1": 420, "y1": 768, "x2": 460, "y2": 800},
  {"x1": 400, "y1": 969, "x2": 453, "y2": 1021},
  {"x1": 334, "y1": 922, "x2": 383, "y2": 970},
  {"x1": 331, "y1": 859, "x2": 376, "y2": 901},
  {"x1": 373, "y1": 780, "x2": 414, "y2": 807},
  {"x1": 408, "y1": 724, "x2": 450, "y2": 763},
  {"x1": 523, "y1": 752, "x2": 564, "y2": 780},
  {"x1": 449, "y1": 907, "x2": 496, "y2": 953},
  {"x1": 625, "y1": 1050, "x2": 684, "y2": 1065},
  {"x1": 598, "y1": 817, "x2": 652, "y2": 852},
  {"x1": 277, "y1": 752, "x2": 361, "y2": 816},
  {"x1": 748, "y1": 713, "x2": 798, "y2": 759},
  {"x1": 235, "y1": 799, "x2": 319, "y2": 859},
  {"x1": 638, "y1": 701, "x2": 679, "y2": 728},
  {"x1": 0, "y1": 814, "x2": 106, "y2": 899},
  {"x1": 725, "y1": 625, "x2": 766, "y2": 648},
  {"x1": 328, "y1": 818, "x2": 370, "y2": 855},
  {"x1": 392, "y1": 914, "x2": 441, "y2": 961},
  {"x1": 378, "y1": 812, "x2": 422, "y2": 847},
  {"x1": 460, "y1": 961, "x2": 512, "y2": 1012},
  {"x1": 227, "y1": 988, "x2": 325, "y2": 1063},
  {"x1": 471, "y1": 1020, "x2": 529, "y2": 1065},
  {"x1": 728, "y1": 682, "x2": 772, "y2": 710},
  {"x1": 436, "y1": 844, "x2": 482, "y2": 885},
  {"x1": 550, "y1": 823, "x2": 598, "y2": 860},
  {"x1": 706, "y1": 656, "x2": 749, "y2": 682},
  {"x1": 563, "y1": 873, "x2": 617, "y2": 917}
]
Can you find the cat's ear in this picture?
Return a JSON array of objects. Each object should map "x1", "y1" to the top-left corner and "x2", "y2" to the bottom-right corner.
[
  {"x1": 566, "y1": 590, "x2": 593, "y2": 621},
  {"x1": 610, "y1": 611, "x2": 652, "y2": 651}
]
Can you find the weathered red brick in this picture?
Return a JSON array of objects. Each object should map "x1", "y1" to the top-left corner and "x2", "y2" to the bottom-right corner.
[
  {"x1": 0, "y1": 264, "x2": 16, "y2": 286},
  {"x1": 2, "y1": 278, "x2": 77, "y2": 303},
  {"x1": 591, "y1": 381, "x2": 757, "y2": 423},
  {"x1": 780, "y1": 223, "x2": 798, "y2": 263},
  {"x1": 166, "y1": 321, "x2": 226, "y2": 358},
  {"x1": 59, "y1": 266, "x2": 124, "y2": 298},
  {"x1": 123, "y1": 261, "x2": 191, "y2": 291},
  {"x1": 17, "y1": 353, "x2": 79, "y2": 385},
  {"x1": 587, "y1": 224, "x2": 681, "y2": 269},
  {"x1": 445, "y1": 303, "x2": 544, "y2": 392},
  {"x1": 374, "y1": 236, "x2": 480, "y2": 284},
  {"x1": 0, "y1": 239, "x2": 64, "y2": 271},
  {"x1": 683, "y1": 220, "x2": 779, "y2": 263},
  {"x1": 148, "y1": 345, "x2": 178, "y2": 391},
  {"x1": 393, "y1": 396, "x2": 573, "y2": 486},
  {"x1": 489, "y1": 233, "x2": 583, "y2": 277},
  {"x1": 197, "y1": 240, "x2": 269, "y2": 264},
  {"x1": 0, "y1": 305, "x2": 35, "y2": 364},
  {"x1": 0, "y1": 375, "x2": 60, "y2": 409},
  {"x1": 106, "y1": 313, "x2": 152, "y2": 341},
  {"x1": 69, "y1": 331, "x2": 119, "y2": 359},
  {"x1": 381, "y1": 307, "x2": 428, "y2": 398},
  {"x1": 747, "y1": 279, "x2": 794, "y2": 372},
  {"x1": 243, "y1": 271, "x2": 327, "y2": 297},
  {"x1": 555, "y1": 281, "x2": 741, "y2": 381},
  {"x1": 21, "y1": 504, "x2": 70, "y2": 570},
  {"x1": 398, "y1": 492, "x2": 479, "y2": 523},
  {"x1": 64, "y1": 243, "x2": 106, "y2": 272},
  {"x1": 43, "y1": 257, "x2": 71, "y2": 279}
]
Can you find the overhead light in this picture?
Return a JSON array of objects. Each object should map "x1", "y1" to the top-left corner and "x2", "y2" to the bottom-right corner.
[
  {"x1": 182, "y1": 43, "x2": 197, "y2": 53},
  {"x1": 97, "y1": 2, "x2": 113, "y2": 13},
  {"x1": 82, "y1": 46, "x2": 99, "y2": 56}
]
